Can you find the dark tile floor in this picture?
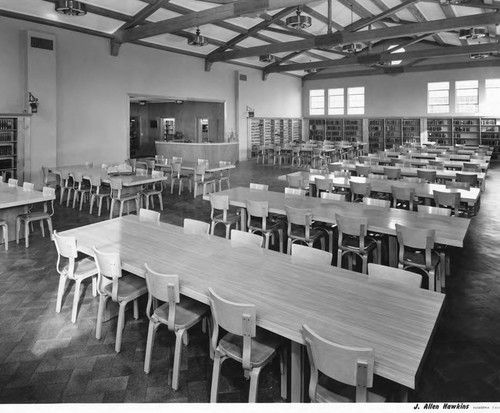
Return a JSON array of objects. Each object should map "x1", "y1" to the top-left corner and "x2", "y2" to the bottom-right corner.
[{"x1": 1, "y1": 159, "x2": 499, "y2": 404}]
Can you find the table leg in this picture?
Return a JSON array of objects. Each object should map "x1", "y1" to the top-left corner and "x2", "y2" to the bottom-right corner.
[
  {"x1": 291, "y1": 341, "x2": 304, "y2": 402},
  {"x1": 388, "y1": 235, "x2": 398, "y2": 267},
  {"x1": 239, "y1": 208, "x2": 247, "y2": 232},
  {"x1": 400, "y1": 385, "x2": 409, "y2": 402}
]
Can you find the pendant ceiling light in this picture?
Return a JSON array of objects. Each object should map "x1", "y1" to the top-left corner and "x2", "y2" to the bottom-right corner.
[
  {"x1": 342, "y1": 6, "x2": 363, "y2": 54},
  {"x1": 470, "y1": 53, "x2": 490, "y2": 60},
  {"x1": 286, "y1": 7, "x2": 312, "y2": 30},
  {"x1": 259, "y1": 54, "x2": 276, "y2": 63},
  {"x1": 458, "y1": 27, "x2": 487, "y2": 40},
  {"x1": 55, "y1": 0, "x2": 87, "y2": 16},
  {"x1": 188, "y1": 28, "x2": 208, "y2": 47}
]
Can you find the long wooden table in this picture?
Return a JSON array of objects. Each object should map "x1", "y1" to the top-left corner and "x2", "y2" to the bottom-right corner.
[
  {"x1": 383, "y1": 151, "x2": 491, "y2": 162},
  {"x1": 0, "y1": 182, "x2": 56, "y2": 243},
  {"x1": 279, "y1": 172, "x2": 481, "y2": 207},
  {"x1": 60, "y1": 215, "x2": 445, "y2": 401},
  {"x1": 365, "y1": 157, "x2": 489, "y2": 171}
]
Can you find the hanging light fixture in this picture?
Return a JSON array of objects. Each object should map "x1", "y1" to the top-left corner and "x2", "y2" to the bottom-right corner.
[
  {"x1": 342, "y1": 6, "x2": 364, "y2": 54},
  {"x1": 286, "y1": 7, "x2": 312, "y2": 30},
  {"x1": 458, "y1": 27, "x2": 487, "y2": 40},
  {"x1": 55, "y1": 0, "x2": 87, "y2": 16},
  {"x1": 470, "y1": 53, "x2": 490, "y2": 60},
  {"x1": 188, "y1": 27, "x2": 208, "y2": 47},
  {"x1": 259, "y1": 54, "x2": 276, "y2": 63}
]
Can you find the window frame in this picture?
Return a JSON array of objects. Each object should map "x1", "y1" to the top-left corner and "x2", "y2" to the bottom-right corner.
[
  {"x1": 309, "y1": 89, "x2": 325, "y2": 116},
  {"x1": 427, "y1": 81, "x2": 450, "y2": 114},
  {"x1": 347, "y1": 87, "x2": 365, "y2": 115},
  {"x1": 455, "y1": 80, "x2": 479, "y2": 114},
  {"x1": 328, "y1": 88, "x2": 345, "y2": 115}
]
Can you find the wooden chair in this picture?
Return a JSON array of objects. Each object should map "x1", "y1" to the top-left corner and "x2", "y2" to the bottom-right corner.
[
  {"x1": 109, "y1": 178, "x2": 140, "y2": 219},
  {"x1": 138, "y1": 208, "x2": 160, "y2": 223},
  {"x1": 291, "y1": 244, "x2": 332, "y2": 266},
  {"x1": 417, "y1": 205, "x2": 452, "y2": 216},
  {"x1": 395, "y1": 223, "x2": 442, "y2": 292},
  {"x1": 287, "y1": 174, "x2": 309, "y2": 194},
  {"x1": 42, "y1": 166, "x2": 59, "y2": 189},
  {"x1": 208, "y1": 288, "x2": 287, "y2": 403},
  {"x1": 16, "y1": 187, "x2": 55, "y2": 248},
  {"x1": 93, "y1": 246, "x2": 148, "y2": 353},
  {"x1": 302, "y1": 324, "x2": 384, "y2": 403},
  {"x1": 143, "y1": 264, "x2": 209, "y2": 390},
  {"x1": 249, "y1": 183, "x2": 268, "y2": 191},
  {"x1": 355, "y1": 165, "x2": 371, "y2": 177},
  {"x1": 456, "y1": 172, "x2": 478, "y2": 188},
  {"x1": 462, "y1": 162, "x2": 481, "y2": 172},
  {"x1": 416, "y1": 169, "x2": 437, "y2": 183},
  {"x1": 336, "y1": 213, "x2": 378, "y2": 274},
  {"x1": 23, "y1": 181, "x2": 34, "y2": 191},
  {"x1": 0, "y1": 219, "x2": 7, "y2": 250},
  {"x1": 246, "y1": 199, "x2": 284, "y2": 252},
  {"x1": 291, "y1": 146, "x2": 303, "y2": 167},
  {"x1": 391, "y1": 185, "x2": 416, "y2": 211},
  {"x1": 367, "y1": 173, "x2": 387, "y2": 180},
  {"x1": 183, "y1": 218, "x2": 210, "y2": 234},
  {"x1": 89, "y1": 175, "x2": 110, "y2": 216},
  {"x1": 362, "y1": 197, "x2": 390, "y2": 208},
  {"x1": 315, "y1": 177, "x2": 333, "y2": 198},
  {"x1": 8, "y1": 178, "x2": 18, "y2": 186},
  {"x1": 170, "y1": 162, "x2": 192, "y2": 195},
  {"x1": 349, "y1": 181, "x2": 371, "y2": 202},
  {"x1": 71, "y1": 172, "x2": 91, "y2": 211},
  {"x1": 192, "y1": 164, "x2": 216, "y2": 198},
  {"x1": 284, "y1": 187, "x2": 307, "y2": 196},
  {"x1": 321, "y1": 192, "x2": 346, "y2": 202},
  {"x1": 433, "y1": 190, "x2": 461, "y2": 217},
  {"x1": 327, "y1": 162, "x2": 343, "y2": 173},
  {"x1": 58, "y1": 171, "x2": 73, "y2": 206},
  {"x1": 402, "y1": 177, "x2": 425, "y2": 183},
  {"x1": 210, "y1": 194, "x2": 240, "y2": 239},
  {"x1": 427, "y1": 160, "x2": 444, "y2": 170},
  {"x1": 230, "y1": 229, "x2": 263, "y2": 248},
  {"x1": 141, "y1": 170, "x2": 164, "y2": 209},
  {"x1": 52, "y1": 230, "x2": 98, "y2": 323},
  {"x1": 218, "y1": 161, "x2": 232, "y2": 191},
  {"x1": 383, "y1": 167, "x2": 401, "y2": 180},
  {"x1": 367, "y1": 263, "x2": 422, "y2": 289},
  {"x1": 446, "y1": 181, "x2": 470, "y2": 190},
  {"x1": 285, "y1": 205, "x2": 326, "y2": 254}
]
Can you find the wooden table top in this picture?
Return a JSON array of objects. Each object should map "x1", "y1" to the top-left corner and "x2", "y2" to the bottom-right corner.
[
  {"x1": 383, "y1": 151, "x2": 491, "y2": 162},
  {"x1": 210, "y1": 187, "x2": 470, "y2": 248},
  {"x1": 365, "y1": 157, "x2": 489, "y2": 171},
  {"x1": 0, "y1": 182, "x2": 56, "y2": 209},
  {"x1": 50, "y1": 165, "x2": 169, "y2": 187},
  {"x1": 60, "y1": 215, "x2": 445, "y2": 389},
  {"x1": 279, "y1": 172, "x2": 481, "y2": 206}
]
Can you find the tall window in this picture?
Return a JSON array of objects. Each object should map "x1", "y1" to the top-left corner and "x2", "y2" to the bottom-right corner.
[
  {"x1": 428, "y1": 82, "x2": 449, "y2": 113},
  {"x1": 309, "y1": 89, "x2": 325, "y2": 115},
  {"x1": 456, "y1": 80, "x2": 479, "y2": 113},
  {"x1": 347, "y1": 87, "x2": 365, "y2": 115},
  {"x1": 485, "y1": 79, "x2": 500, "y2": 114},
  {"x1": 328, "y1": 88, "x2": 344, "y2": 115}
]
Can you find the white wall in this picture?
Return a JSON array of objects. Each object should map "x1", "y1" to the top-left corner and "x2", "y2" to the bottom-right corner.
[
  {"x1": 303, "y1": 67, "x2": 500, "y2": 118},
  {"x1": 0, "y1": 16, "x2": 303, "y2": 168}
]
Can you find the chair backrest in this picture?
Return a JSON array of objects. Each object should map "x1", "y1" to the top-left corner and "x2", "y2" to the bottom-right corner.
[
  {"x1": 391, "y1": 185, "x2": 415, "y2": 209},
  {"x1": 93, "y1": 246, "x2": 123, "y2": 301},
  {"x1": 210, "y1": 194, "x2": 230, "y2": 221},
  {"x1": 197, "y1": 158, "x2": 209, "y2": 167},
  {"x1": 302, "y1": 324, "x2": 374, "y2": 403},
  {"x1": 246, "y1": 200, "x2": 269, "y2": 230},
  {"x1": 285, "y1": 187, "x2": 307, "y2": 196},
  {"x1": 172, "y1": 156, "x2": 183, "y2": 164},
  {"x1": 287, "y1": 174, "x2": 305, "y2": 189},
  {"x1": 90, "y1": 174, "x2": 102, "y2": 187},
  {"x1": 416, "y1": 169, "x2": 436, "y2": 183},
  {"x1": 367, "y1": 173, "x2": 387, "y2": 181},
  {"x1": 333, "y1": 170, "x2": 350, "y2": 178},
  {"x1": 52, "y1": 230, "x2": 79, "y2": 279},
  {"x1": 151, "y1": 170, "x2": 163, "y2": 179},
  {"x1": 230, "y1": 229, "x2": 262, "y2": 247},
  {"x1": 402, "y1": 176, "x2": 425, "y2": 183},
  {"x1": 109, "y1": 178, "x2": 123, "y2": 191},
  {"x1": 446, "y1": 180, "x2": 470, "y2": 190},
  {"x1": 136, "y1": 168, "x2": 148, "y2": 176},
  {"x1": 139, "y1": 208, "x2": 160, "y2": 223},
  {"x1": 249, "y1": 183, "x2": 268, "y2": 191},
  {"x1": 336, "y1": 213, "x2": 368, "y2": 238},
  {"x1": 314, "y1": 177, "x2": 333, "y2": 194},
  {"x1": 428, "y1": 160, "x2": 444, "y2": 169},
  {"x1": 309, "y1": 168, "x2": 324, "y2": 175},
  {"x1": 146, "y1": 159, "x2": 155, "y2": 171},
  {"x1": 23, "y1": 182, "x2": 34, "y2": 191},
  {"x1": 291, "y1": 244, "x2": 332, "y2": 266},
  {"x1": 462, "y1": 162, "x2": 480, "y2": 172},
  {"x1": 285, "y1": 205, "x2": 313, "y2": 227},
  {"x1": 456, "y1": 172, "x2": 478, "y2": 187},
  {"x1": 417, "y1": 205, "x2": 452, "y2": 216},
  {"x1": 208, "y1": 288, "x2": 256, "y2": 371},
  {"x1": 144, "y1": 263, "x2": 179, "y2": 331},
  {"x1": 433, "y1": 190, "x2": 460, "y2": 214},
  {"x1": 362, "y1": 197, "x2": 390, "y2": 208},
  {"x1": 349, "y1": 181, "x2": 371, "y2": 201},
  {"x1": 368, "y1": 263, "x2": 422, "y2": 288},
  {"x1": 328, "y1": 163, "x2": 343, "y2": 173},
  {"x1": 395, "y1": 224, "x2": 435, "y2": 268},
  {"x1": 184, "y1": 218, "x2": 210, "y2": 234},
  {"x1": 321, "y1": 192, "x2": 346, "y2": 202},
  {"x1": 383, "y1": 167, "x2": 401, "y2": 180},
  {"x1": 355, "y1": 165, "x2": 371, "y2": 177}
]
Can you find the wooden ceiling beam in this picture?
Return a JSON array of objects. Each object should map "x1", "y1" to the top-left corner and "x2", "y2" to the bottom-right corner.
[
  {"x1": 301, "y1": 5, "x2": 344, "y2": 32},
  {"x1": 41, "y1": 0, "x2": 131, "y2": 21},
  {"x1": 266, "y1": 42, "x2": 500, "y2": 73},
  {"x1": 304, "y1": 59, "x2": 500, "y2": 80},
  {"x1": 208, "y1": 12, "x2": 500, "y2": 62},
  {"x1": 419, "y1": 0, "x2": 500, "y2": 9},
  {"x1": 116, "y1": 0, "x2": 318, "y2": 43}
]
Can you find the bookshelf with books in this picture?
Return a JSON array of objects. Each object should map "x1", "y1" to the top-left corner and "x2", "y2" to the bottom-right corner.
[
  {"x1": 368, "y1": 119, "x2": 384, "y2": 151},
  {"x1": 248, "y1": 117, "x2": 302, "y2": 158},
  {"x1": 308, "y1": 119, "x2": 325, "y2": 141},
  {"x1": 480, "y1": 118, "x2": 500, "y2": 156},
  {"x1": 344, "y1": 119, "x2": 363, "y2": 143},
  {"x1": 385, "y1": 118, "x2": 402, "y2": 149},
  {"x1": 325, "y1": 119, "x2": 343, "y2": 141},
  {"x1": 452, "y1": 118, "x2": 480, "y2": 146},
  {"x1": 402, "y1": 119, "x2": 420, "y2": 145},
  {"x1": 426, "y1": 118, "x2": 452, "y2": 145},
  {"x1": 0, "y1": 117, "x2": 19, "y2": 181}
]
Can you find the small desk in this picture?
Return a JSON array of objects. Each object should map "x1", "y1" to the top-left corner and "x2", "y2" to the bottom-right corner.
[
  {"x1": 60, "y1": 216, "x2": 445, "y2": 402},
  {"x1": 0, "y1": 182, "x2": 56, "y2": 243}
]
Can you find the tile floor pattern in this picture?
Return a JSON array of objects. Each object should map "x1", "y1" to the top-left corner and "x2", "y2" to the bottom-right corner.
[{"x1": 1, "y1": 160, "x2": 500, "y2": 403}]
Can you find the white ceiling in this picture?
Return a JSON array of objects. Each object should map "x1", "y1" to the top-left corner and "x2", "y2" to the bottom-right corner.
[{"x1": 1, "y1": 0, "x2": 500, "y2": 80}]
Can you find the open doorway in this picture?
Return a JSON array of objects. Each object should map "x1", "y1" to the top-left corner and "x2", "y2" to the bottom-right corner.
[{"x1": 197, "y1": 118, "x2": 209, "y2": 143}]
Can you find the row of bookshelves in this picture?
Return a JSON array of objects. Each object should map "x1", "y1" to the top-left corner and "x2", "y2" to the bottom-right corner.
[
  {"x1": 248, "y1": 118, "x2": 302, "y2": 153},
  {"x1": 0, "y1": 117, "x2": 18, "y2": 180}
]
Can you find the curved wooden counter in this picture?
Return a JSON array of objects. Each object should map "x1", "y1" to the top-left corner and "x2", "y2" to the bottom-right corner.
[{"x1": 155, "y1": 141, "x2": 239, "y2": 165}]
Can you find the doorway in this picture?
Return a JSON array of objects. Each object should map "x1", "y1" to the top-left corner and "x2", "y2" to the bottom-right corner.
[{"x1": 197, "y1": 118, "x2": 209, "y2": 143}]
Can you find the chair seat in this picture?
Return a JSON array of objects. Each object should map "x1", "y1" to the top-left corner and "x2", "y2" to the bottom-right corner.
[
  {"x1": 115, "y1": 193, "x2": 139, "y2": 202},
  {"x1": 316, "y1": 383, "x2": 386, "y2": 403},
  {"x1": 289, "y1": 226, "x2": 324, "y2": 241},
  {"x1": 248, "y1": 218, "x2": 282, "y2": 232},
  {"x1": 340, "y1": 235, "x2": 377, "y2": 253},
  {"x1": 218, "y1": 328, "x2": 282, "y2": 368},
  {"x1": 403, "y1": 250, "x2": 440, "y2": 269},
  {"x1": 62, "y1": 257, "x2": 97, "y2": 280},
  {"x1": 213, "y1": 212, "x2": 240, "y2": 224},
  {"x1": 17, "y1": 211, "x2": 51, "y2": 221},
  {"x1": 152, "y1": 296, "x2": 208, "y2": 329},
  {"x1": 103, "y1": 273, "x2": 147, "y2": 300}
]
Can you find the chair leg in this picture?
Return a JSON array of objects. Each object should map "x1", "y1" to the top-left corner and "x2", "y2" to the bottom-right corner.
[
  {"x1": 110, "y1": 199, "x2": 115, "y2": 219},
  {"x1": 2, "y1": 224, "x2": 7, "y2": 251},
  {"x1": 210, "y1": 352, "x2": 223, "y2": 403},
  {"x1": 40, "y1": 221, "x2": 45, "y2": 238},
  {"x1": 115, "y1": 302, "x2": 127, "y2": 353},
  {"x1": 91, "y1": 276, "x2": 97, "y2": 297},
  {"x1": 278, "y1": 229, "x2": 283, "y2": 253},
  {"x1": 89, "y1": 195, "x2": 95, "y2": 215},
  {"x1": 71, "y1": 280, "x2": 82, "y2": 323},
  {"x1": 96, "y1": 294, "x2": 109, "y2": 339},
  {"x1": 210, "y1": 221, "x2": 216, "y2": 235},
  {"x1": 172, "y1": 329, "x2": 185, "y2": 390},
  {"x1": 144, "y1": 320, "x2": 158, "y2": 374},
  {"x1": 56, "y1": 274, "x2": 67, "y2": 313},
  {"x1": 158, "y1": 194, "x2": 163, "y2": 211},
  {"x1": 280, "y1": 346, "x2": 288, "y2": 400},
  {"x1": 97, "y1": 197, "x2": 103, "y2": 217},
  {"x1": 133, "y1": 299, "x2": 139, "y2": 319},
  {"x1": 337, "y1": 250, "x2": 342, "y2": 268},
  {"x1": 24, "y1": 221, "x2": 29, "y2": 248},
  {"x1": 248, "y1": 367, "x2": 262, "y2": 403},
  {"x1": 15, "y1": 218, "x2": 20, "y2": 245},
  {"x1": 225, "y1": 224, "x2": 230, "y2": 239},
  {"x1": 119, "y1": 201, "x2": 124, "y2": 218}
]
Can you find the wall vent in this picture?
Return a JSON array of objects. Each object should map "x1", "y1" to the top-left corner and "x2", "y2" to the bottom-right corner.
[
  {"x1": 30, "y1": 36, "x2": 54, "y2": 51},
  {"x1": 239, "y1": 74, "x2": 247, "y2": 81}
]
